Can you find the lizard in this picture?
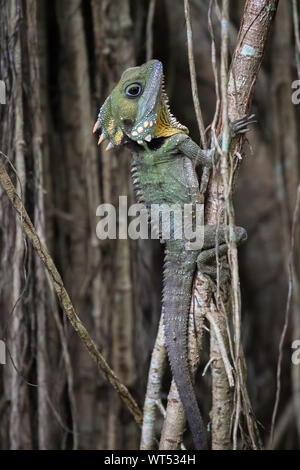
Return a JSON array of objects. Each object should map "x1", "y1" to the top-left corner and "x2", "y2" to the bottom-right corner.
[{"x1": 93, "y1": 59, "x2": 253, "y2": 450}]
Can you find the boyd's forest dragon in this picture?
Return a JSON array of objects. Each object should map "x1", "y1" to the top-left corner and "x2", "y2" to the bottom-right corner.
[{"x1": 93, "y1": 60, "x2": 253, "y2": 450}]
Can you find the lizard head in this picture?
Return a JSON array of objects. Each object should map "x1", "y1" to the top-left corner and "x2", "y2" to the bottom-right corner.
[{"x1": 93, "y1": 59, "x2": 188, "y2": 149}]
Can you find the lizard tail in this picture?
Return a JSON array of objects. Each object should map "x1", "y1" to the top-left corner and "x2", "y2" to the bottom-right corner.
[{"x1": 162, "y1": 245, "x2": 207, "y2": 450}]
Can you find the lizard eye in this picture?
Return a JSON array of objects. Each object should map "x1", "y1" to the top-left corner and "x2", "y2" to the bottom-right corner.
[{"x1": 125, "y1": 83, "x2": 142, "y2": 98}]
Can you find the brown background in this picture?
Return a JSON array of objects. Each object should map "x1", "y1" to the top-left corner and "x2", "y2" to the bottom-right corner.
[{"x1": 0, "y1": 0, "x2": 299, "y2": 449}]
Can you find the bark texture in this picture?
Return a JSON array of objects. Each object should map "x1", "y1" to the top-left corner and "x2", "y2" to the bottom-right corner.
[{"x1": 0, "y1": 0, "x2": 299, "y2": 450}]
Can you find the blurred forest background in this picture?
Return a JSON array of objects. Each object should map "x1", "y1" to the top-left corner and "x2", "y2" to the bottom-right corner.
[{"x1": 0, "y1": 0, "x2": 300, "y2": 450}]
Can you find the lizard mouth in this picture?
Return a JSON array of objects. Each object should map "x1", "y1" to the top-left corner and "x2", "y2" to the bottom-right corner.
[{"x1": 122, "y1": 132, "x2": 166, "y2": 152}]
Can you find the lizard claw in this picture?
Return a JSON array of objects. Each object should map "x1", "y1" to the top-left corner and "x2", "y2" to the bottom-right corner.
[
  {"x1": 105, "y1": 142, "x2": 114, "y2": 151},
  {"x1": 93, "y1": 120, "x2": 101, "y2": 134},
  {"x1": 230, "y1": 114, "x2": 256, "y2": 137},
  {"x1": 98, "y1": 133, "x2": 106, "y2": 145}
]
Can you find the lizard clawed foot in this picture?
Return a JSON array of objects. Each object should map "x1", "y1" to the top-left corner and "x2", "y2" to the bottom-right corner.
[
  {"x1": 197, "y1": 260, "x2": 231, "y2": 285},
  {"x1": 197, "y1": 243, "x2": 231, "y2": 285},
  {"x1": 197, "y1": 226, "x2": 247, "y2": 285},
  {"x1": 230, "y1": 114, "x2": 256, "y2": 137}
]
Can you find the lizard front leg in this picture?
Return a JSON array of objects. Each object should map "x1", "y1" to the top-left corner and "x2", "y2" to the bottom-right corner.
[{"x1": 178, "y1": 114, "x2": 256, "y2": 167}]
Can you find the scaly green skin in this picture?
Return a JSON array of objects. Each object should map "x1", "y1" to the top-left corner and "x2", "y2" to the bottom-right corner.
[{"x1": 94, "y1": 60, "x2": 249, "y2": 450}]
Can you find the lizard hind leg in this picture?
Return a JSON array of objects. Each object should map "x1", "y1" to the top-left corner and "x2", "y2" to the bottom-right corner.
[
  {"x1": 202, "y1": 224, "x2": 247, "y2": 250},
  {"x1": 197, "y1": 243, "x2": 230, "y2": 283},
  {"x1": 197, "y1": 225, "x2": 247, "y2": 282}
]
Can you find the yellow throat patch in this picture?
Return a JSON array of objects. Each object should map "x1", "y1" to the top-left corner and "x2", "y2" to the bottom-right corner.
[{"x1": 154, "y1": 104, "x2": 189, "y2": 138}]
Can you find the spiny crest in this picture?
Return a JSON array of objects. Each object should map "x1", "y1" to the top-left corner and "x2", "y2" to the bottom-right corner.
[{"x1": 154, "y1": 84, "x2": 188, "y2": 139}]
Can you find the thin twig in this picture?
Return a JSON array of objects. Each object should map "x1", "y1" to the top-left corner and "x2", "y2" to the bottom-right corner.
[
  {"x1": 267, "y1": 401, "x2": 294, "y2": 449},
  {"x1": 140, "y1": 316, "x2": 167, "y2": 450},
  {"x1": 184, "y1": 0, "x2": 210, "y2": 194},
  {"x1": 292, "y1": 0, "x2": 300, "y2": 78},
  {"x1": 208, "y1": 0, "x2": 221, "y2": 137},
  {"x1": 184, "y1": 0, "x2": 207, "y2": 148},
  {"x1": 146, "y1": 0, "x2": 156, "y2": 61},
  {"x1": 219, "y1": 0, "x2": 243, "y2": 450},
  {"x1": 50, "y1": 290, "x2": 79, "y2": 448},
  {"x1": 270, "y1": 184, "x2": 300, "y2": 445},
  {"x1": 206, "y1": 310, "x2": 234, "y2": 387}
]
